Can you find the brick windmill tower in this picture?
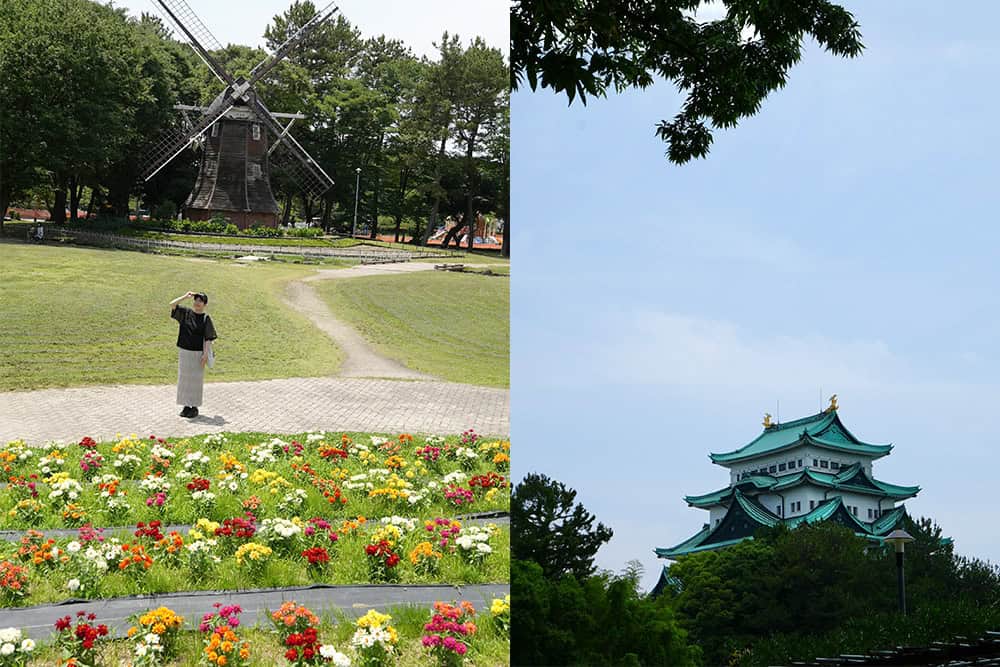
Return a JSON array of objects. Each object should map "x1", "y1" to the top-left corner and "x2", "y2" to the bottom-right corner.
[{"x1": 139, "y1": 0, "x2": 335, "y2": 228}]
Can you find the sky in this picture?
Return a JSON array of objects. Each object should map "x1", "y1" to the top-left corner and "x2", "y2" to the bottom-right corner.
[
  {"x1": 109, "y1": 0, "x2": 509, "y2": 59},
  {"x1": 512, "y1": 1, "x2": 1000, "y2": 590}
]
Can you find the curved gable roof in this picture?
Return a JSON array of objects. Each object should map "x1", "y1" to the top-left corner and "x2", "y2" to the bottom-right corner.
[{"x1": 709, "y1": 411, "x2": 892, "y2": 464}]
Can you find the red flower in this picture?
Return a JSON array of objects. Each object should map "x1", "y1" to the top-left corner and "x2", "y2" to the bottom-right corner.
[
  {"x1": 55, "y1": 616, "x2": 71, "y2": 631},
  {"x1": 285, "y1": 648, "x2": 298, "y2": 661}
]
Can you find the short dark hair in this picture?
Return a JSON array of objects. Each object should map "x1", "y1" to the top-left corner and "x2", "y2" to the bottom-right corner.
[{"x1": 193, "y1": 292, "x2": 208, "y2": 304}]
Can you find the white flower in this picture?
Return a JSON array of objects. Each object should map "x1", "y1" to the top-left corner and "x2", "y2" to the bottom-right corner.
[
  {"x1": 144, "y1": 632, "x2": 159, "y2": 645},
  {"x1": 20, "y1": 639, "x2": 34, "y2": 652},
  {"x1": 319, "y1": 645, "x2": 351, "y2": 665},
  {"x1": 66, "y1": 541, "x2": 82, "y2": 553},
  {"x1": 379, "y1": 516, "x2": 417, "y2": 533},
  {"x1": 1, "y1": 643, "x2": 14, "y2": 656},
  {"x1": 0, "y1": 629, "x2": 20, "y2": 644},
  {"x1": 135, "y1": 643, "x2": 148, "y2": 657},
  {"x1": 443, "y1": 471, "x2": 468, "y2": 485},
  {"x1": 150, "y1": 444, "x2": 173, "y2": 459},
  {"x1": 67, "y1": 578, "x2": 81, "y2": 592}
]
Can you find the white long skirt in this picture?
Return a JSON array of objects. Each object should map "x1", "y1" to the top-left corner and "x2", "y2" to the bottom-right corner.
[{"x1": 177, "y1": 347, "x2": 205, "y2": 406}]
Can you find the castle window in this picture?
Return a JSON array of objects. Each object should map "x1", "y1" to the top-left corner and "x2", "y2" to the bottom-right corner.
[
  {"x1": 852, "y1": 506, "x2": 858, "y2": 517},
  {"x1": 820, "y1": 460, "x2": 829, "y2": 469},
  {"x1": 776, "y1": 505, "x2": 782, "y2": 516},
  {"x1": 868, "y1": 508, "x2": 873, "y2": 519},
  {"x1": 252, "y1": 123, "x2": 261, "y2": 141},
  {"x1": 778, "y1": 463, "x2": 786, "y2": 472},
  {"x1": 813, "y1": 459, "x2": 818, "y2": 467},
  {"x1": 810, "y1": 500, "x2": 815, "y2": 510},
  {"x1": 831, "y1": 462, "x2": 841, "y2": 470},
  {"x1": 798, "y1": 459, "x2": 803, "y2": 468},
  {"x1": 788, "y1": 460, "x2": 796, "y2": 469},
  {"x1": 768, "y1": 465, "x2": 776, "y2": 473}
]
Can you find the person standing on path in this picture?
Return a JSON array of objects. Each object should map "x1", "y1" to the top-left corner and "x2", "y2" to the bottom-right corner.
[{"x1": 169, "y1": 291, "x2": 217, "y2": 418}]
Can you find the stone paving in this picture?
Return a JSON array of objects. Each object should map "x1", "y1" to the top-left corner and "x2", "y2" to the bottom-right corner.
[
  {"x1": 0, "y1": 376, "x2": 508, "y2": 444},
  {"x1": 0, "y1": 262, "x2": 509, "y2": 443}
]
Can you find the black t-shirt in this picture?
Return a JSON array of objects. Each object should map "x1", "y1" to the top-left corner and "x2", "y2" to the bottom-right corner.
[{"x1": 171, "y1": 305, "x2": 218, "y2": 352}]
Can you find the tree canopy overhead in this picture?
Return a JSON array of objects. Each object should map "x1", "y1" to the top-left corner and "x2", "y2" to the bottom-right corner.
[{"x1": 511, "y1": 0, "x2": 864, "y2": 163}]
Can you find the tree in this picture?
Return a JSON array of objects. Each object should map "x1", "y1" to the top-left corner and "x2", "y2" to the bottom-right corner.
[
  {"x1": 418, "y1": 33, "x2": 464, "y2": 247},
  {"x1": 512, "y1": 472, "x2": 613, "y2": 580},
  {"x1": 450, "y1": 38, "x2": 507, "y2": 251},
  {"x1": 512, "y1": 559, "x2": 700, "y2": 666},
  {"x1": 511, "y1": 0, "x2": 864, "y2": 163}
]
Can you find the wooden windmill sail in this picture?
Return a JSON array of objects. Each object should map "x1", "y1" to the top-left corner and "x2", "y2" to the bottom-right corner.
[{"x1": 138, "y1": 0, "x2": 335, "y2": 228}]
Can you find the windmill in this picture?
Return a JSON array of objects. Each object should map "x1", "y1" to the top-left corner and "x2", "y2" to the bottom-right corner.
[{"x1": 139, "y1": 0, "x2": 336, "y2": 228}]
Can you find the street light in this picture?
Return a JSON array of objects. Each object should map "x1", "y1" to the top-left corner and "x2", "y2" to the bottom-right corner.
[
  {"x1": 352, "y1": 167, "x2": 361, "y2": 238},
  {"x1": 884, "y1": 529, "x2": 915, "y2": 614}
]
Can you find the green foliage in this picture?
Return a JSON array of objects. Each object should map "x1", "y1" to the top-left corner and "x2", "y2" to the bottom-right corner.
[
  {"x1": 740, "y1": 599, "x2": 1000, "y2": 666},
  {"x1": 286, "y1": 227, "x2": 324, "y2": 238},
  {"x1": 3, "y1": 0, "x2": 508, "y2": 253},
  {"x1": 511, "y1": 0, "x2": 863, "y2": 163},
  {"x1": 511, "y1": 473, "x2": 613, "y2": 580},
  {"x1": 512, "y1": 559, "x2": 700, "y2": 666},
  {"x1": 245, "y1": 225, "x2": 284, "y2": 238},
  {"x1": 667, "y1": 517, "x2": 1000, "y2": 665}
]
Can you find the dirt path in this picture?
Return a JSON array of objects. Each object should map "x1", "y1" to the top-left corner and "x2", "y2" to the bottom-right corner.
[{"x1": 283, "y1": 262, "x2": 438, "y2": 379}]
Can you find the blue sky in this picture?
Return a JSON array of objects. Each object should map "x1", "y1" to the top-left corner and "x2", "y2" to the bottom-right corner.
[{"x1": 512, "y1": 1, "x2": 1000, "y2": 590}]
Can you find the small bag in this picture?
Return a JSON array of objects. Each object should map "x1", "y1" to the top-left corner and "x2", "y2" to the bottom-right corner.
[{"x1": 206, "y1": 346, "x2": 215, "y2": 369}]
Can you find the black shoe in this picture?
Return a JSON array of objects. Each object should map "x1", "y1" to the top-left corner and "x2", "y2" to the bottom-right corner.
[
  {"x1": 180, "y1": 407, "x2": 193, "y2": 418},
  {"x1": 189, "y1": 407, "x2": 199, "y2": 418}
]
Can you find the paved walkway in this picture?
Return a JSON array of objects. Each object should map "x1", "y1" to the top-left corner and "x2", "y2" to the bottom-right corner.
[
  {"x1": 0, "y1": 263, "x2": 510, "y2": 443},
  {"x1": 0, "y1": 583, "x2": 510, "y2": 639},
  {"x1": 0, "y1": 377, "x2": 508, "y2": 443}
]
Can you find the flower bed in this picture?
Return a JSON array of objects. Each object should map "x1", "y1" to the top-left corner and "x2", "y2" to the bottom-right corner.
[
  {"x1": 0, "y1": 432, "x2": 509, "y2": 530},
  {"x1": 0, "y1": 514, "x2": 508, "y2": 606},
  {"x1": 0, "y1": 597, "x2": 511, "y2": 665},
  {"x1": 0, "y1": 432, "x2": 509, "y2": 606}
]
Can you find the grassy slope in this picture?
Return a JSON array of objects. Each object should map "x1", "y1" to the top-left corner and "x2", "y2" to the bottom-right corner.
[
  {"x1": 314, "y1": 272, "x2": 510, "y2": 388},
  {"x1": 0, "y1": 244, "x2": 342, "y2": 391}
]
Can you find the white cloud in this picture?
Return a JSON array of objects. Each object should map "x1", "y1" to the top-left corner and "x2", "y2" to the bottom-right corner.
[{"x1": 592, "y1": 310, "x2": 904, "y2": 393}]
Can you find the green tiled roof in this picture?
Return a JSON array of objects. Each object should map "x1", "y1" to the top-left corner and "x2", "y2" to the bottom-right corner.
[
  {"x1": 709, "y1": 411, "x2": 893, "y2": 464},
  {"x1": 684, "y1": 475, "x2": 777, "y2": 506},
  {"x1": 657, "y1": 492, "x2": 910, "y2": 558},
  {"x1": 686, "y1": 465, "x2": 918, "y2": 508}
]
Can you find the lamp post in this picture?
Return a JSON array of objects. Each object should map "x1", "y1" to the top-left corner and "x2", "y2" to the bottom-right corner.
[
  {"x1": 351, "y1": 167, "x2": 361, "y2": 238},
  {"x1": 884, "y1": 529, "x2": 915, "y2": 614}
]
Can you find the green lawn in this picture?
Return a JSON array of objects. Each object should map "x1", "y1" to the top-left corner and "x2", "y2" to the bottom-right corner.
[
  {"x1": 0, "y1": 244, "x2": 342, "y2": 391},
  {"x1": 314, "y1": 271, "x2": 509, "y2": 387}
]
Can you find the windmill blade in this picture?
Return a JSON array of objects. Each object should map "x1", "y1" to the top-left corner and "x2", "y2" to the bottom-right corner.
[
  {"x1": 154, "y1": 0, "x2": 234, "y2": 85},
  {"x1": 247, "y1": 2, "x2": 338, "y2": 88},
  {"x1": 246, "y1": 96, "x2": 334, "y2": 198},
  {"x1": 139, "y1": 92, "x2": 236, "y2": 182}
]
